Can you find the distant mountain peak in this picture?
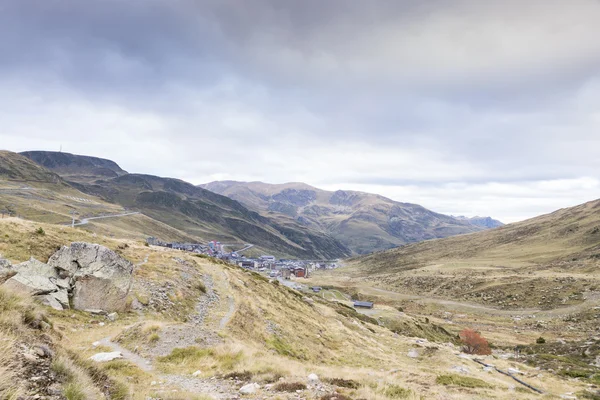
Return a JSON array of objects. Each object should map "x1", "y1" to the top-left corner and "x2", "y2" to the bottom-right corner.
[
  {"x1": 454, "y1": 215, "x2": 504, "y2": 228},
  {"x1": 200, "y1": 180, "x2": 496, "y2": 254}
]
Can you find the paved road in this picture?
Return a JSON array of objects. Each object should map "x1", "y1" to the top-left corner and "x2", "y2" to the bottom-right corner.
[
  {"x1": 220, "y1": 243, "x2": 254, "y2": 253},
  {"x1": 73, "y1": 211, "x2": 140, "y2": 226}
]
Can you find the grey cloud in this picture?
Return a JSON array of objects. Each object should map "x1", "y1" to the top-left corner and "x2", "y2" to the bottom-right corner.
[{"x1": 1, "y1": 0, "x2": 600, "y2": 222}]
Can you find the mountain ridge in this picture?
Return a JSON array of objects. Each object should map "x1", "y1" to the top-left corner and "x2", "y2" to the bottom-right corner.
[
  {"x1": 200, "y1": 180, "x2": 493, "y2": 254},
  {"x1": 18, "y1": 151, "x2": 351, "y2": 259}
]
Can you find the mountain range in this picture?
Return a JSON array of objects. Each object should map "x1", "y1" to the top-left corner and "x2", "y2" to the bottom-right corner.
[
  {"x1": 200, "y1": 180, "x2": 498, "y2": 254},
  {"x1": 2, "y1": 150, "x2": 501, "y2": 257}
]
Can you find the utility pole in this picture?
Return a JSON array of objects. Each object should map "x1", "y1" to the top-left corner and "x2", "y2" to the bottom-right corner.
[{"x1": 71, "y1": 210, "x2": 77, "y2": 228}]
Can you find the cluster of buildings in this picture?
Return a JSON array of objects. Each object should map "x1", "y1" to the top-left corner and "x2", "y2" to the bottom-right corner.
[{"x1": 146, "y1": 237, "x2": 340, "y2": 280}]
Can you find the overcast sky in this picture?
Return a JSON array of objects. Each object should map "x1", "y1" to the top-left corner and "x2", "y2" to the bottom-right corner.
[{"x1": 2, "y1": 0, "x2": 600, "y2": 223}]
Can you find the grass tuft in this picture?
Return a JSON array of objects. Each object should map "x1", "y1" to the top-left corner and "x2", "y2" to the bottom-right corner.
[
  {"x1": 384, "y1": 384, "x2": 412, "y2": 398},
  {"x1": 274, "y1": 382, "x2": 307, "y2": 392},
  {"x1": 435, "y1": 374, "x2": 492, "y2": 389}
]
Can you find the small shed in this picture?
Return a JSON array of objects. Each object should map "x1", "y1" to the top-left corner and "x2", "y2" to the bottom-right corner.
[{"x1": 353, "y1": 301, "x2": 374, "y2": 309}]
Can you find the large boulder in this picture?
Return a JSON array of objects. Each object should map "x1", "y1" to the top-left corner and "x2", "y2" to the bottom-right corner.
[{"x1": 48, "y1": 243, "x2": 134, "y2": 312}]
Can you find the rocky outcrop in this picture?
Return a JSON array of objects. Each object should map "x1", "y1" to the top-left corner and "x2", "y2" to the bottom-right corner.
[
  {"x1": 0, "y1": 243, "x2": 134, "y2": 312},
  {"x1": 49, "y1": 243, "x2": 134, "y2": 312}
]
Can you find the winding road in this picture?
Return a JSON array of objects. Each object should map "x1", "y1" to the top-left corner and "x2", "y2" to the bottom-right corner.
[{"x1": 73, "y1": 212, "x2": 140, "y2": 226}]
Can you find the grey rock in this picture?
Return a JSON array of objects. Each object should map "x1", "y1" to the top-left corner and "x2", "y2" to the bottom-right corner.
[
  {"x1": 0, "y1": 265, "x2": 16, "y2": 285},
  {"x1": 3, "y1": 274, "x2": 58, "y2": 295},
  {"x1": 50, "y1": 289, "x2": 70, "y2": 309},
  {"x1": 13, "y1": 258, "x2": 57, "y2": 279},
  {"x1": 239, "y1": 383, "x2": 260, "y2": 394},
  {"x1": 34, "y1": 294, "x2": 63, "y2": 310},
  {"x1": 107, "y1": 312, "x2": 118, "y2": 322},
  {"x1": 407, "y1": 349, "x2": 419, "y2": 358},
  {"x1": 55, "y1": 277, "x2": 71, "y2": 290},
  {"x1": 49, "y1": 243, "x2": 134, "y2": 312},
  {"x1": 0, "y1": 256, "x2": 11, "y2": 269}
]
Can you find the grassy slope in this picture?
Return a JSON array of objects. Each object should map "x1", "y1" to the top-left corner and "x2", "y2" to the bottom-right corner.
[
  {"x1": 311, "y1": 199, "x2": 600, "y2": 315},
  {"x1": 71, "y1": 174, "x2": 349, "y2": 259},
  {"x1": 0, "y1": 217, "x2": 585, "y2": 399},
  {"x1": 18, "y1": 151, "x2": 351, "y2": 259},
  {"x1": 201, "y1": 180, "x2": 485, "y2": 255},
  {"x1": 351, "y1": 198, "x2": 600, "y2": 275}
]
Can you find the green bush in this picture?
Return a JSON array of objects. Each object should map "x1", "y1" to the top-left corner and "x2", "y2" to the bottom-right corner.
[
  {"x1": 436, "y1": 374, "x2": 492, "y2": 388},
  {"x1": 384, "y1": 384, "x2": 412, "y2": 398},
  {"x1": 536, "y1": 337, "x2": 546, "y2": 344}
]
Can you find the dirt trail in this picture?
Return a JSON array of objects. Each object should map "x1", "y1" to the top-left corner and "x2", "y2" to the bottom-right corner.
[
  {"x1": 98, "y1": 337, "x2": 236, "y2": 398},
  {"x1": 97, "y1": 269, "x2": 241, "y2": 398},
  {"x1": 98, "y1": 337, "x2": 153, "y2": 372},
  {"x1": 218, "y1": 271, "x2": 236, "y2": 330}
]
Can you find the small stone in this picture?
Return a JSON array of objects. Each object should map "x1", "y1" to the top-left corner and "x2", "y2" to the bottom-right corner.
[
  {"x1": 407, "y1": 349, "x2": 419, "y2": 358},
  {"x1": 308, "y1": 373, "x2": 319, "y2": 382},
  {"x1": 192, "y1": 370, "x2": 202, "y2": 377},
  {"x1": 107, "y1": 312, "x2": 118, "y2": 322},
  {"x1": 239, "y1": 383, "x2": 260, "y2": 394},
  {"x1": 89, "y1": 352, "x2": 123, "y2": 362}
]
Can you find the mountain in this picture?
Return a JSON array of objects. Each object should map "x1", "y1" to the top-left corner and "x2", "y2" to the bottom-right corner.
[
  {"x1": 454, "y1": 215, "x2": 504, "y2": 229},
  {"x1": 200, "y1": 181, "x2": 488, "y2": 254},
  {"x1": 331, "y1": 198, "x2": 600, "y2": 312},
  {"x1": 20, "y1": 151, "x2": 127, "y2": 182},
  {"x1": 19, "y1": 151, "x2": 350, "y2": 259},
  {"x1": 0, "y1": 150, "x2": 64, "y2": 184},
  {"x1": 352, "y1": 198, "x2": 600, "y2": 275}
]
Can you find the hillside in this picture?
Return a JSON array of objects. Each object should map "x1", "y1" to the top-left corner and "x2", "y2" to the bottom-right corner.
[
  {"x1": 20, "y1": 151, "x2": 127, "y2": 182},
  {"x1": 353, "y1": 198, "x2": 600, "y2": 273},
  {"x1": 19, "y1": 151, "x2": 350, "y2": 259},
  {"x1": 0, "y1": 217, "x2": 588, "y2": 399},
  {"x1": 319, "y1": 198, "x2": 600, "y2": 313},
  {"x1": 201, "y1": 181, "x2": 488, "y2": 254},
  {"x1": 0, "y1": 150, "x2": 64, "y2": 184}
]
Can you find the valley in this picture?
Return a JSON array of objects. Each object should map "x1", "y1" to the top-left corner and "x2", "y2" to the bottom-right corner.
[{"x1": 1, "y1": 150, "x2": 599, "y2": 399}]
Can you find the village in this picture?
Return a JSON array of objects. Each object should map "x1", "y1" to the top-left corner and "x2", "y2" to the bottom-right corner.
[
  {"x1": 144, "y1": 237, "x2": 376, "y2": 310},
  {"x1": 146, "y1": 237, "x2": 340, "y2": 279}
]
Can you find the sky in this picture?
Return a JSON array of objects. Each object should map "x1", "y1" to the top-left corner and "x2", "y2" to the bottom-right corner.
[{"x1": 1, "y1": 0, "x2": 600, "y2": 223}]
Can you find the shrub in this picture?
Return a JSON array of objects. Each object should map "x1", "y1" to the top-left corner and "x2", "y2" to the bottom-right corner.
[
  {"x1": 536, "y1": 337, "x2": 546, "y2": 344},
  {"x1": 194, "y1": 281, "x2": 206, "y2": 294},
  {"x1": 148, "y1": 333, "x2": 160, "y2": 343},
  {"x1": 274, "y1": 382, "x2": 307, "y2": 392},
  {"x1": 223, "y1": 371, "x2": 252, "y2": 381},
  {"x1": 157, "y1": 347, "x2": 213, "y2": 364},
  {"x1": 436, "y1": 374, "x2": 492, "y2": 388},
  {"x1": 320, "y1": 395, "x2": 352, "y2": 400},
  {"x1": 63, "y1": 382, "x2": 86, "y2": 400},
  {"x1": 384, "y1": 384, "x2": 412, "y2": 398},
  {"x1": 459, "y1": 329, "x2": 491, "y2": 355},
  {"x1": 34, "y1": 227, "x2": 45, "y2": 236},
  {"x1": 326, "y1": 378, "x2": 360, "y2": 389}
]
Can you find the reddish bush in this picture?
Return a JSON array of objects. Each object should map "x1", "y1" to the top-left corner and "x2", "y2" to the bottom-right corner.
[{"x1": 459, "y1": 329, "x2": 491, "y2": 355}]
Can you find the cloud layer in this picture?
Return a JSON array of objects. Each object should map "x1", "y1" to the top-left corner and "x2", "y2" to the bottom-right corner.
[{"x1": 2, "y1": 0, "x2": 600, "y2": 222}]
